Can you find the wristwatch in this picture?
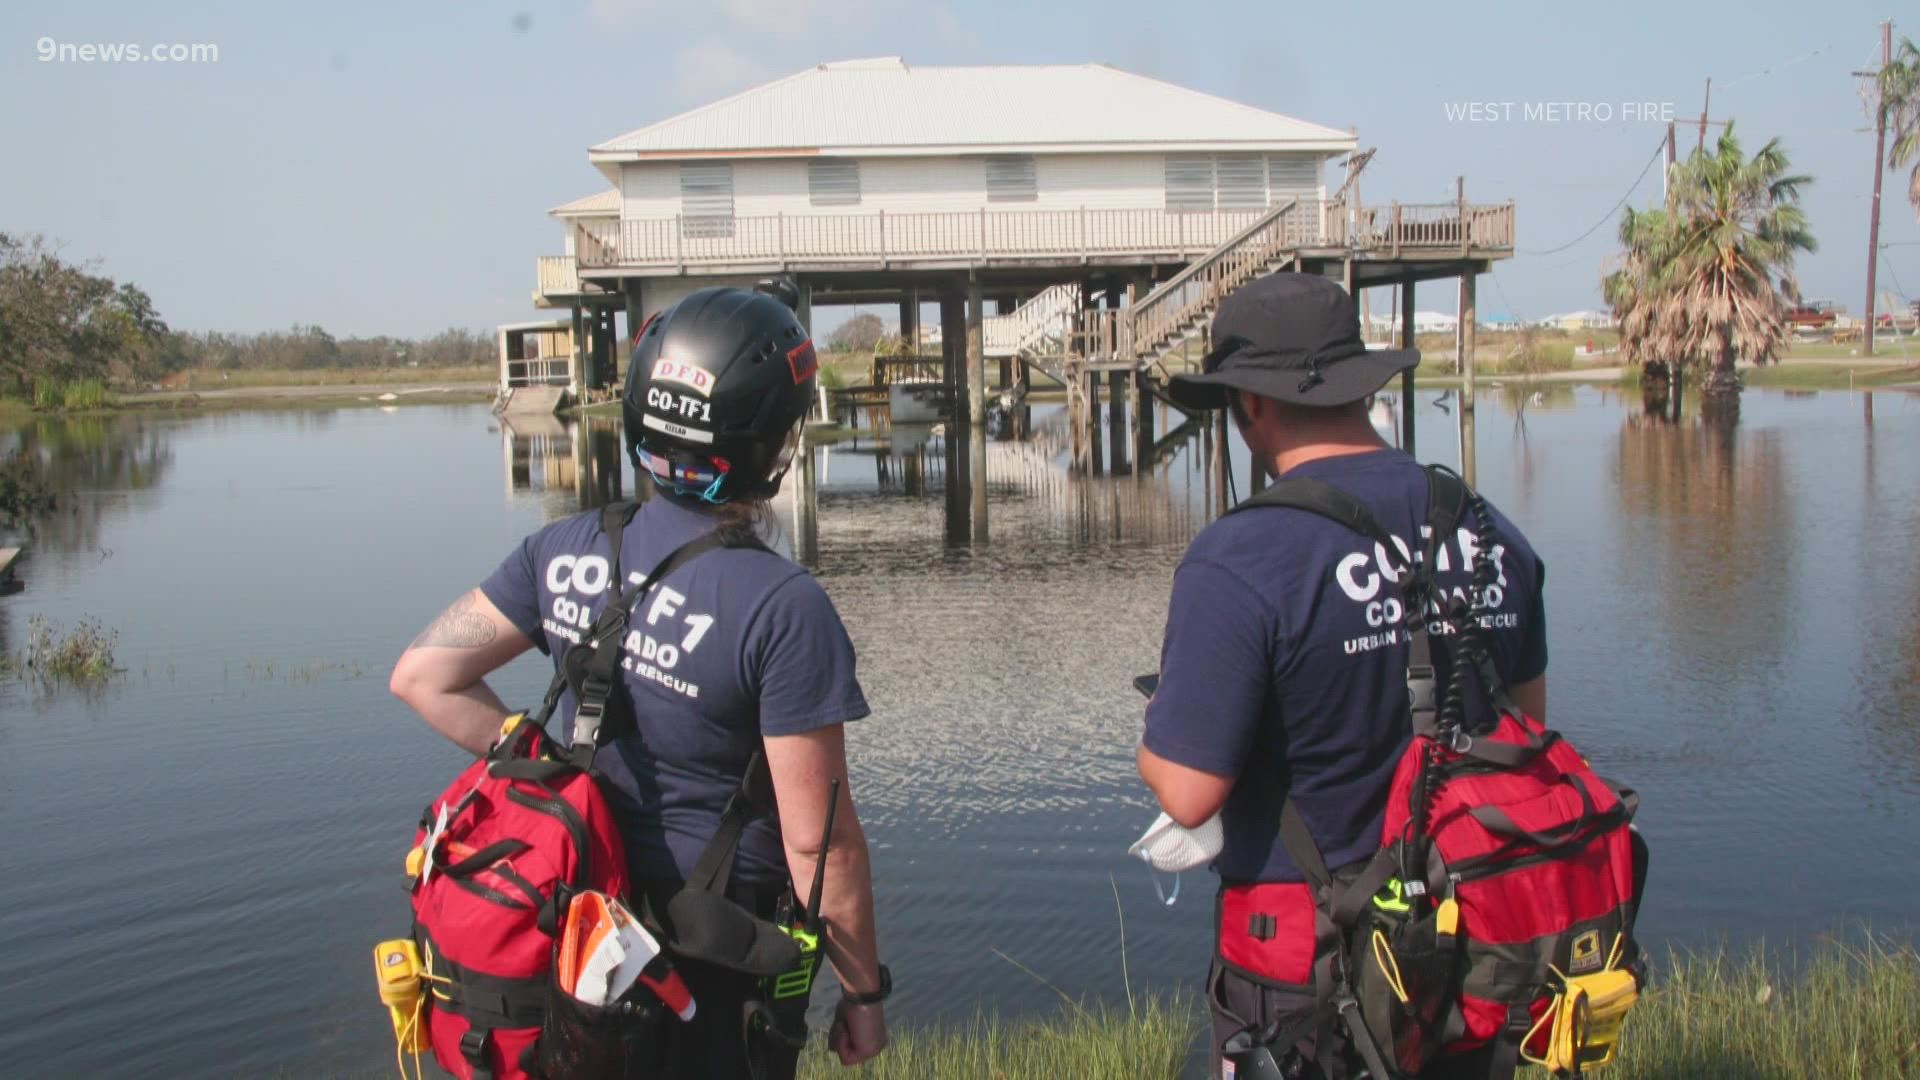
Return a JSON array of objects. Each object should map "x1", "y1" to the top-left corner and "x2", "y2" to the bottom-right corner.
[{"x1": 842, "y1": 964, "x2": 892, "y2": 1006}]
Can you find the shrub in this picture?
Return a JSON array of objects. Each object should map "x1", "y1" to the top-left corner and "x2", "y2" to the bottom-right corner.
[{"x1": 22, "y1": 615, "x2": 121, "y2": 683}]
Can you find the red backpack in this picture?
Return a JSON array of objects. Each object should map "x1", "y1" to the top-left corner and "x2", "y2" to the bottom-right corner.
[
  {"x1": 1218, "y1": 466, "x2": 1647, "y2": 1079},
  {"x1": 400, "y1": 505, "x2": 746, "y2": 1079},
  {"x1": 409, "y1": 717, "x2": 629, "y2": 1078}
]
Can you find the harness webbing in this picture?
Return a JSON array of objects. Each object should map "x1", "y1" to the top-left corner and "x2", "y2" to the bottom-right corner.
[{"x1": 1226, "y1": 464, "x2": 1511, "y2": 1078}]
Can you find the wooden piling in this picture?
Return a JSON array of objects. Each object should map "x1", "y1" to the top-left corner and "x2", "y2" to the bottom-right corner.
[
  {"x1": 1131, "y1": 370, "x2": 1151, "y2": 477},
  {"x1": 1401, "y1": 279, "x2": 1417, "y2": 458},
  {"x1": 1459, "y1": 269, "x2": 1477, "y2": 415},
  {"x1": 1458, "y1": 399, "x2": 1477, "y2": 487},
  {"x1": 898, "y1": 294, "x2": 919, "y2": 353},
  {"x1": 1212, "y1": 408, "x2": 1229, "y2": 517},
  {"x1": 1087, "y1": 369, "x2": 1104, "y2": 476},
  {"x1": 967, "y1": 276, "x2": 988, "y2": 541},
  {"x1": 569, "y1": 303, "x2": 586, "y2": 400},
  {"x1": 940, "y1": 292, "x2": 966, "y2": 401}
]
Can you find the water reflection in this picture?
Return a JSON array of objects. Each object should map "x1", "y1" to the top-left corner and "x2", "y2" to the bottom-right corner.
[
  {"x1": 1615, "y1": 404, "x2": 1791, "y2": 669},
  {"x1": 499, "y1": 413, "x2": 624, "y2": 519},
  {"x1": 795, "y1": 403, "x2": 1216, "y2": 566},
  {"x1": 0, "y1": 416, "x2": 174, "y2": 555}
]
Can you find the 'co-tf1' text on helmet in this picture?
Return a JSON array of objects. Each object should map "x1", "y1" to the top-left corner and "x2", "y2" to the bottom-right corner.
[{"x1": 622, "y1": 287, "x2": 818, "y2": 505}]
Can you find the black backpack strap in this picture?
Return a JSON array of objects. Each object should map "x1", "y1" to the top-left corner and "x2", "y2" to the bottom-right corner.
[
  {"x1": 566, "y1": 529, "x2": 742, "y2": 760},
  {"x1": 1231, "y1": 476, "x2": 1398, "y2": 553},
  {"x1": 599, "y1": 500, "x2": 642, "y2": 587},
  {"x1": 1407, "y1": 466, "x2": 1467, "y2": 737},
  {"x1": 683, "y1": 751, "x2": 774, "y2": 898},
  {"x1": 1229, "y1": 466, "x2": 1478, "y2": 902}
]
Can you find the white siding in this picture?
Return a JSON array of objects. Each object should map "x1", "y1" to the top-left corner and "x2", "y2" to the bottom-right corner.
[
  {"x1": 622, "y1": 153, "x2": 1169, "y2": 219},
  {"x1": 1033, "y1": 154, "x2": 1162, "y2": 210},
  {"x1": 620, "y1": 162, "x2": 680, "y2": 219},
  {"x1": 637, "y1": 274, "x2": 770, "y2": 323}
]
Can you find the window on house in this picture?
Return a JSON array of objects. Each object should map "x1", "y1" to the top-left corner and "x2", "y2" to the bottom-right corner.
[
  {"x1": 1215, "y1": 154, "x2": 1268, "y2": 210},
  {"x1": 808, "y1": 159, "x2": 861, "y2": 207},
  {"x1": 1267, "y1": 155, "x2": 1321, "y2": 202},
  {"x1": 985, "y1": 155, "x2": 1037, "y2": 203},
  {"x1": 1165, "y1": 154, "x2": 1215, "y2": 213},
  {"x1": 679, "y1": 163, "x2": 734, "y2": 239}
]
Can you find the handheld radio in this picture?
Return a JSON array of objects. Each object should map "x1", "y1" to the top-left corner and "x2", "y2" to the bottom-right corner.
[{"x1": 771, "y1": 777, "x2": 839, "y2": 1001}]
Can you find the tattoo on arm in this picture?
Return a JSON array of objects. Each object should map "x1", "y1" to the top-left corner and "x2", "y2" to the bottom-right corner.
[{"x1": 410, "y1": 591, "x2": 500, "y2": 649}]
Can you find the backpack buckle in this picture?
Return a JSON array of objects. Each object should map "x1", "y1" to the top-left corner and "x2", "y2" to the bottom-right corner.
[{"x1": 1407, "y1": 665, "x2": 1438, "y2": 716}]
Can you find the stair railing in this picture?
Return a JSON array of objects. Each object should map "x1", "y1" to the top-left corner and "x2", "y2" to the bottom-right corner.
[{"x1": 1120, "y1": 197, "x2": 1301, "y2": 363}]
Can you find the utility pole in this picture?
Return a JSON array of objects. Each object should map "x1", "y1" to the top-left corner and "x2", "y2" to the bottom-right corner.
[
  {"x1": 1697, "y1": 78, "x2": 1712, "y2": 152},
  {"x1": 1665, "y1": 121, "x2": 1677, "y2": 206},
  {"x1": 1862, "y1": 20, "x2": 1893, "y2": 356}
]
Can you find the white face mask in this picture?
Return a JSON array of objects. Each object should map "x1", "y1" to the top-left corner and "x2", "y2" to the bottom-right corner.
[{"x1": 1128, "y1": 812, "x2": 1223, "y2": 905}]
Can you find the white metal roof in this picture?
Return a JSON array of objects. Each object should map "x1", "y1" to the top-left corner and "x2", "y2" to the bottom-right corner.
[
  {"x1": 591, "y1": 58, "x2": 1356, "y2": 160},
  {"x1": 548, "y1": 189, "x2": 620, "y2": 217}
]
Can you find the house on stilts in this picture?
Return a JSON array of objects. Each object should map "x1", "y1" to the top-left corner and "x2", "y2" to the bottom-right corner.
[{"x1": 529, "y1": 57, "x2": 1515, "y2": 470}]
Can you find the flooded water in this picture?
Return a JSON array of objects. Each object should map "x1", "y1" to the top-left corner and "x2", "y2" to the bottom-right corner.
[{"x1": 0, "y1": 387, "x2": 1916, "y2": 1076}]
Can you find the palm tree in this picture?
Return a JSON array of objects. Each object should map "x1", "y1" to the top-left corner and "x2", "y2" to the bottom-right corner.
[
  {"x1": 1603, "y1": 206, "x2": 1684, "y2": 416},
  {"x1": 1876, "y1": 36, "x2": 1920, "y2": 218},
  {"x1": 1601, "y1": 125, "x2": 1815, "y2": 418}
]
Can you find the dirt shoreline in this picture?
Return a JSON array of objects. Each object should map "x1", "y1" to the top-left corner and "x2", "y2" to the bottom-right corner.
[{"x1": 88, "y1": 381, "x2": 499, "y2": 414}]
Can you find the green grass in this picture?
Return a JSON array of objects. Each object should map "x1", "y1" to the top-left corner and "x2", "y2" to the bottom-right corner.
[
  {"x1": 798, "y1": 938, "x2": 1920, "y2": 1079},
  {"x1": 1609, "y1": 362, "x2": 1920, "y2": 392},
  {"x1": 26, "y1": 378, "x2": 111, "y2": 411},
  {"x1": 1610, "y1": 936, "x2": 1920, "y2": 1078},
  {"x1": 1743, "y1": 362, "x2": 1920, "y2": 391},
  {"x1": 802, "y1": 992, "x2": 1199, "y2": 1079}
]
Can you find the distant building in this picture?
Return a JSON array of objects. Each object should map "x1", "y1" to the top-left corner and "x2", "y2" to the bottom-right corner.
[{"x1": 1542, "y1": 310, "x2": 1615, "y2": 331}]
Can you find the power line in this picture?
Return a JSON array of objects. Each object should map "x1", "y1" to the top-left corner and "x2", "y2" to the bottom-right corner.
[
  {"x1": 1487, "y1": 271, "x2": 1529, "y2": 324},
  {"x1": 1716, "y1": 41, "x2": 1842, "y2": 89},
  {"x1": 1516, "y1": 138, "x2": 1667, "y2": 257}
]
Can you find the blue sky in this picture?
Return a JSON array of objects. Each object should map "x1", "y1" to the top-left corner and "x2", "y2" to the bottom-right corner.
[{"x1": 1, "y1": 0, "x2": 1915, "y2": 338}]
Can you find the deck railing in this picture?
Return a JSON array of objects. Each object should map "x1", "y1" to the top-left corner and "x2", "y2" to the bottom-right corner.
[
  {"x1": 571, "y1": 200, "x2": 1510, "y2": 271},
  {"x1": 579, "y1": 206, "x2": 1325, "y2": 269},
  {"x1": 536, "y1": 255, "x2": 580, "y2": 297}
]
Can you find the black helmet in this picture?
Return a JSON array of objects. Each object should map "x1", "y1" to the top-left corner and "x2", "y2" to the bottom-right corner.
[{"x1": 622, "y1": 287, "x2": 817, "y2": 504}]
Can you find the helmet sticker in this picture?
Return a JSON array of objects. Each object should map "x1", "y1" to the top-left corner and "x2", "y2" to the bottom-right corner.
[
  {"x1": 652, "y1": 357, "x2": 715, "y2": 397},
  {"x1": 786, "y1": 339, "x2": 818, "y2": 385},
  {"x1": 642, "y1": 413, "x2": 715, "y2": 444},
  {"x1": 645, "y1": 385, "x2": 712, "y2": 424}
]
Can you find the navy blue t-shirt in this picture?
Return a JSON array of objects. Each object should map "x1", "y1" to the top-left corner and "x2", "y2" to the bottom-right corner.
[
  {"x1": 1142, "y1": 449, "x2": 1546, "y2": 883},
  {"x1": 480, "y1": 496, "x2": 869, "y2": 887}
]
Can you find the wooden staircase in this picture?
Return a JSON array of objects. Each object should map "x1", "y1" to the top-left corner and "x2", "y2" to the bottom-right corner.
[
  {"x1": 1055, "y1": 198, "x2": 1307, "y2": 469},
  {"x1": 1069, "y1": 197, "x2": 1303, "y2": 370}
]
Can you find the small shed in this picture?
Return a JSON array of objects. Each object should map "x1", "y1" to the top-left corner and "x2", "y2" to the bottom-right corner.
[{"x1": 497, "y1": 320, "x2": 575, "y2": 391}]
